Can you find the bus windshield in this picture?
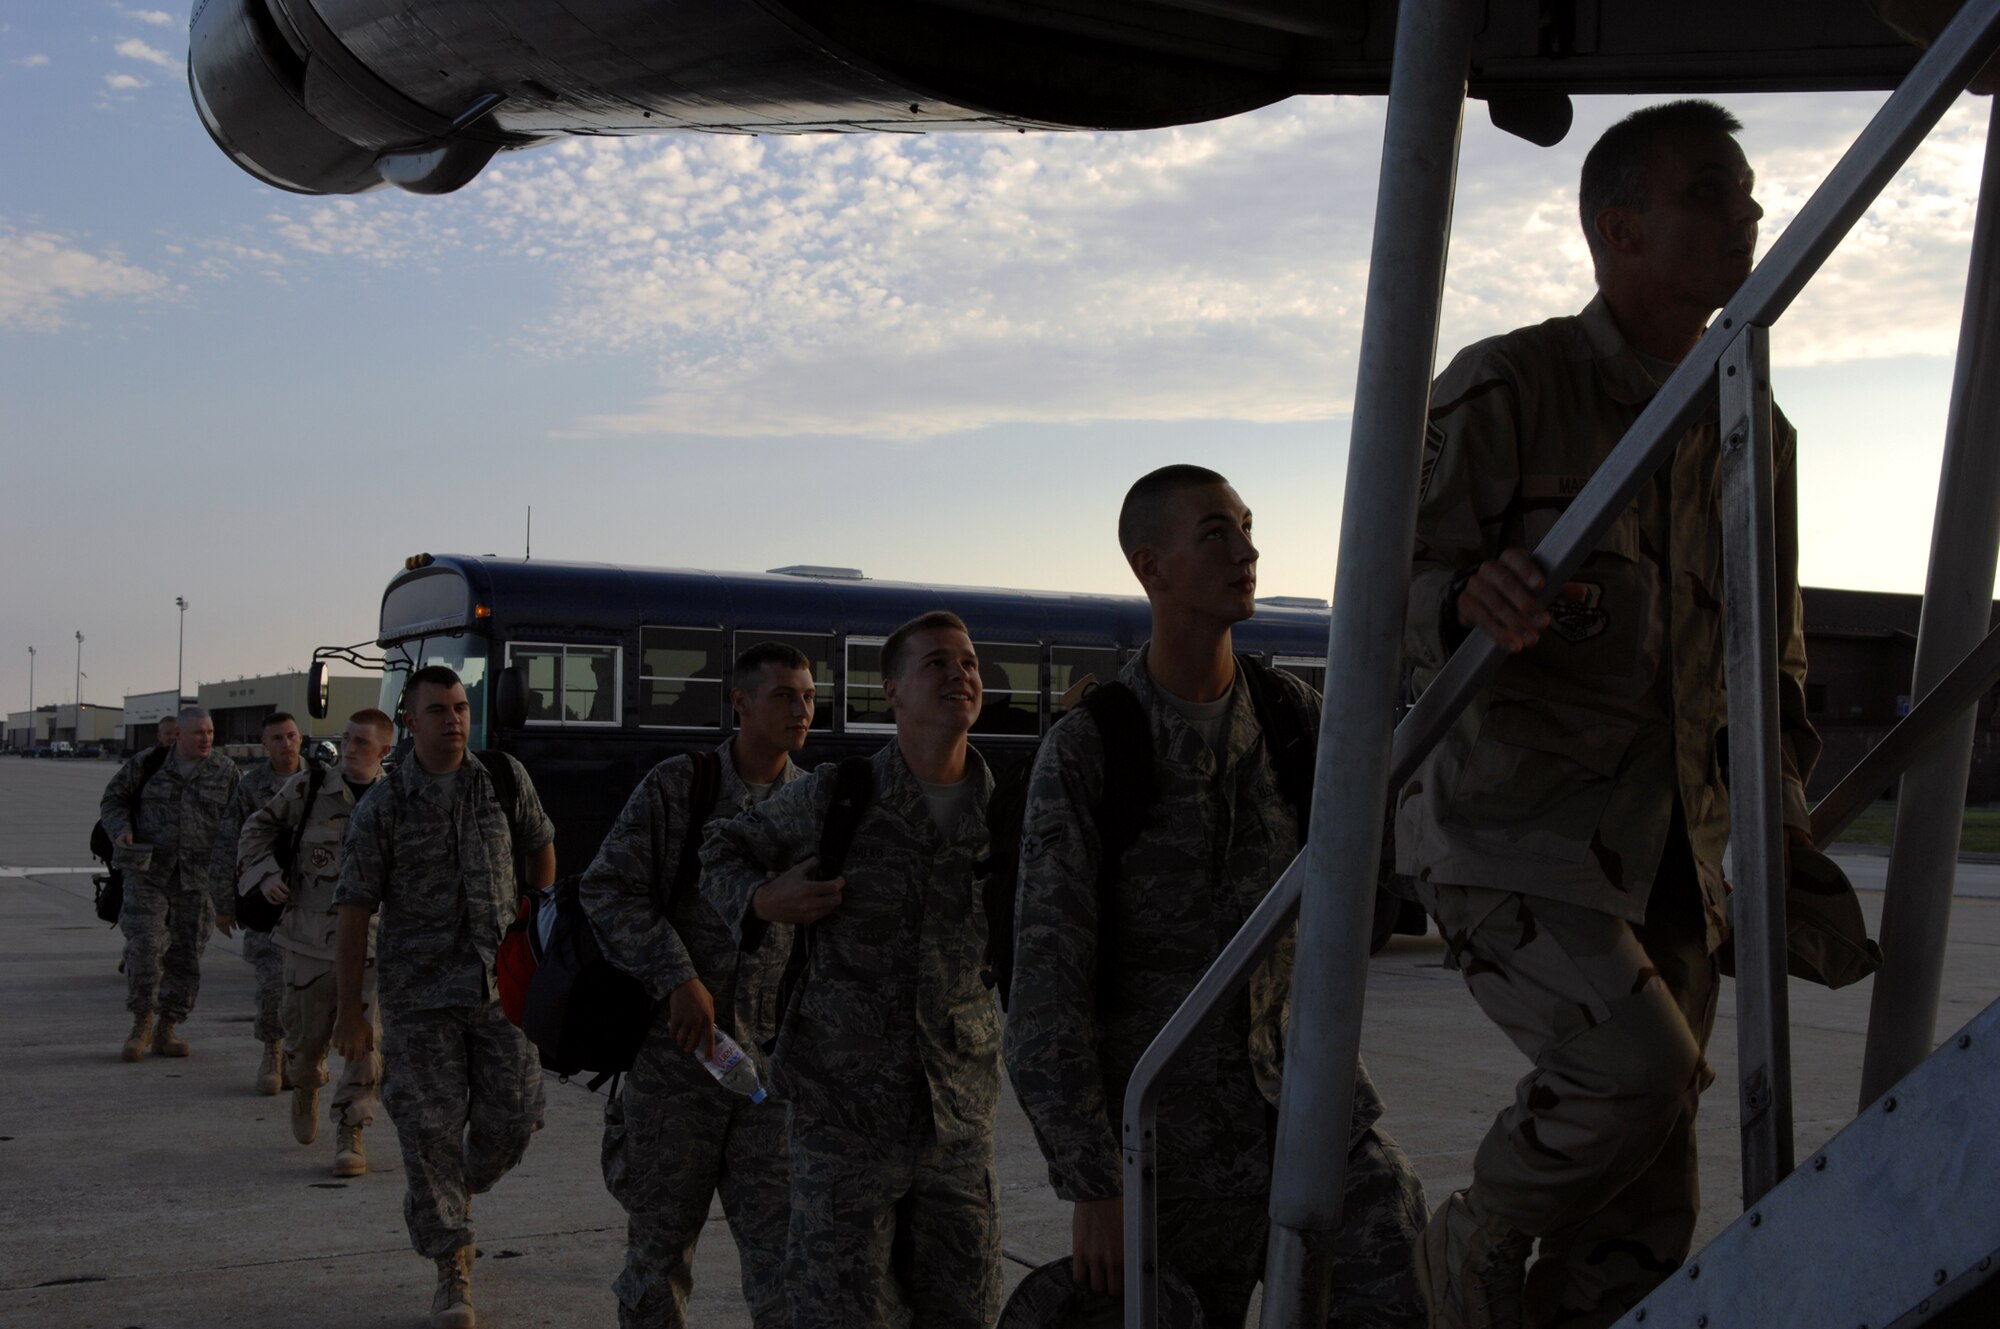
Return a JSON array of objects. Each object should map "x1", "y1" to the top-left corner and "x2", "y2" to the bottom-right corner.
[{"x1": 378, "y1": 634, "x2": 491, "y2": 749}]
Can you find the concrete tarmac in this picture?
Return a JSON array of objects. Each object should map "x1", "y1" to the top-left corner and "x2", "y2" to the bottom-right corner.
[{"x1": 4, "y1": 757, "x2": 1997, "y2": 1327}]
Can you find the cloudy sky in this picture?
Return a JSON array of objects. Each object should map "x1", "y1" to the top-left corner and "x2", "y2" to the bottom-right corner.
[{"x1": 0, "y1": 7, "x2": 1993, "y2": 714}]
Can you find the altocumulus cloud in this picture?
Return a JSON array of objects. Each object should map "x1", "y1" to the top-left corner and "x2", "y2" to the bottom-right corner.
[
  {"x1": 256, "y1": 92, "x2": 1989, "y2": 439},
  {"x1": 0, "y1": 227, "x2": 169, "y2": 329}
]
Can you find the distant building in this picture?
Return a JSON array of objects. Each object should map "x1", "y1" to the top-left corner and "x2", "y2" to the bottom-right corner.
[
  {"x1": 122, "y1": 689, "x2": 193, "y2": 751},
  {"x1": 196, "y1": 671, "x2": 378, "y2": 755},
  {"x1": 1799, "y1": 587, "x2": 2000, "y2": 807},
  {"x1": 4, "y1": 706, "x2": 56, "y2": 750}
]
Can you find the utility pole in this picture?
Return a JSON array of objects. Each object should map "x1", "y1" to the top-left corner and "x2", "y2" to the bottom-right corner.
[
  {"x1": 73, "y1": 631, "x2": 83, "y2": 744},
  {"x1": 176, "y1": 596, "x2": 188, "y2": 700}
]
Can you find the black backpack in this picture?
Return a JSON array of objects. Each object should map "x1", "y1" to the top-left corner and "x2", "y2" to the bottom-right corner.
[
  {"x1": 236, "y1": 762, "x2": 329, "y2": 934},
  {"x1": 521, "y1": 751, "x2": 722, "y2": 1089},
  {"x1": 89, "y1": 745, "x2": 171, "y2": 925},
  {"x1": 981, "y1": 653, "x2": 1317, "y2": 1011}
]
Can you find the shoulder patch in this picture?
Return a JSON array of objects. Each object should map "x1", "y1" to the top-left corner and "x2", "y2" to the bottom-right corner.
[{"x1": 1419, "y1": 418, "x2": 1446, "y2": 501}]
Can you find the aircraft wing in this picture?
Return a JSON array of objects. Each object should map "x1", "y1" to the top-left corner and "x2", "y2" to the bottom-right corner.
[{"x1": 189, "y1": 0, "x2": 1927, "y2": 196}]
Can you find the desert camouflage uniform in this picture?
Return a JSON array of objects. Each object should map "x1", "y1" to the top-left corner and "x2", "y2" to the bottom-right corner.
[
  {"x1": 1006, "y1": 648, "x2": 1427, "y2": 1329},
  {"x1": 240, "y1": 764, "x2": 384, "y2": 1130},
  {"x1": 583, "y1": 742, "x2": 805, "y2": 1329},
  {"x1": 701, "y1": 743, "x2": 1002, "y2": 1329},
  {"x1": 333, "y1": 752, "x2": 553, "y2": 1259},
  {"x1": 100, "y1": 749, "x2": 240, "y2": 1023},
  {"x1": 1397, "y1": 295, "x2": 1819, "y2": 1325},
  {"x1": 211, "y1": 758, "x2": 294, "y2": 1044}
]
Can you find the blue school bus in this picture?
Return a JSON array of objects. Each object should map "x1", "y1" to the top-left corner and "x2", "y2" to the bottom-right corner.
[{"x1": 313, "y1": 553, "x2": 1423, "y2": 943}]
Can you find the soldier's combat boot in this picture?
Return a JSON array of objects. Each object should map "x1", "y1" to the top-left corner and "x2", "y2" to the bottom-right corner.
[
  {"x1": 1414, "y1": 1189, "x2": 1531, "y2": 1329},
  {"x1": 151, "y1": 1019, "x2": 190, "y2": 1058},
  {"x1": 431, "y1": 1246, "x2": 475, "y2": 1329},
  {"x1": 121, "y1": 1014, "x2": 153, "y2": 1062},
  {"x1": 291, "y1": 1084, "x2": 320, "y2": 1145},
  {"x1": 333, "y1": 1124, "x2": 366, "y2": 1177},
  {"x1": 257, "y1": 1041, "x2": 284, "y2": 1095}
]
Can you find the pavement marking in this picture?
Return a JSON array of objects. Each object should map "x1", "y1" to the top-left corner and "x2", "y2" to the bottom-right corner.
[{"x1": 0, "y1": 867, "x2": 99, "y2": 877}]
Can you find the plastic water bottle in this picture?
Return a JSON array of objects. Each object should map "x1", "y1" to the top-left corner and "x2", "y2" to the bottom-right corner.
[{"x1": 698, "y1": 1027, "x2": 768, "y2": 1104}]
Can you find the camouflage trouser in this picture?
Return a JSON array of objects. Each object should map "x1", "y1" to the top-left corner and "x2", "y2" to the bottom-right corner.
[
  {"x1": 601, "y1": 1023, "x2": 790, "y2": 1328},
  {"x1": 283, "y1": 951, "x2": 382, "y2": 1129},
  {"x1": 1418, "y1": 876, "x2": 1717, "y2": 1329},
  {"x1": 785, "y1": 1110, "x2": 1000, "y2": 1329},
  {"x1": 1154, "y1": 1124, "x2": 1428, "y2": 1329},
  {"x1": 242, "y1": 928, "x2": 285, "y2": 1043},
  {"x1": 119, "y1": 870, "x2": 212, "y2": 1023},
  {"x1": 379, "y1": 1000, "x2": 546, "y2": 1258}
]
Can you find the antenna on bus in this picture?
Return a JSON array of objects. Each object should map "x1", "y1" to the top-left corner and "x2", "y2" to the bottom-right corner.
[{"x1": 525, "y1": 505, "x2": 531, "y2": 561}]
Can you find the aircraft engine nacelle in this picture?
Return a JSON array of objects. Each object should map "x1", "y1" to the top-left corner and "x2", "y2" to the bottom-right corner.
[{"x1": 186, "y1": 0, "x2": 1321, "y2": 196}]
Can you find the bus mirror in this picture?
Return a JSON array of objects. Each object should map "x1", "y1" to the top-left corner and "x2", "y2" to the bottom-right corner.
[
  {"x1": 494, "y1": 664, "x2": 530, "y2": 731},
  {"x1": 307, "y1": 661, "x2": 331, "y2": 720}
]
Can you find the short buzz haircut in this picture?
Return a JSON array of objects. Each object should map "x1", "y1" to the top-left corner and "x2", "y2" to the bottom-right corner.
[
  {"x1": 881, "y1": 611, "x2": 970, "y2": 681},
  {"x1": 1579, "y1": 99, "x2": 1744, "y2": 273},
  {"x1": 349, "y1": 707, "x2": 395, "y2": 739},
  {"x1": 732, "y1": 641, "x2": 812, "y2": 691},
  {"x1": 1118, "y1": 464, "x2": 1231, "y2": 557},
  {"x1": 404, "y1": 664, "x2": 463, "y2": 708},
  {"x1": 177, "y1": 704, "x2": 211, "y2": 725},
  {"x1": 260, "y1": 711, "x2": 297, "y2": 733}
]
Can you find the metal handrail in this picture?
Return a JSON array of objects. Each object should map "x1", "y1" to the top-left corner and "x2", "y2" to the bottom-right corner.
[{"x1": 1120, "y1": 0, "x2": 2000, "y2": 1320}]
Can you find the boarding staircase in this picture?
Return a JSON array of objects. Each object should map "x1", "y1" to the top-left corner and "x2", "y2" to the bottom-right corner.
[{"x1": 1120, "y1": 2, "x2": 2000, "y2": 1325}]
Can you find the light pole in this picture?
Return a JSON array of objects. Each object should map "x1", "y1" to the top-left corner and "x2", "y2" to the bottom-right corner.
[
  {"x1": 73, "y1": 631, "x2": 83, "y2": 745},
  {"x1": 25, "y1": 646, "x2": 33, "y2": 747},
  {"x1": 175, "y1": 596, "x2": 188, "y2": 700}
]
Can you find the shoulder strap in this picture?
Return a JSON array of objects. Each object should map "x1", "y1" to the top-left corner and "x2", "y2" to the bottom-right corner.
[
  {"x1": 815, "y1": 757, "x2": 875, "y2": 881},
  {"x1": 1235, "y1": 653, "x2": 1316, "y2": 843},
  {"x1": 662, "y1": 750, "x2": 723, "y2": 908},
  {"x1": 130, "y1": 743, "x2": 170, "y2": 822},
  {"x1": 763, "y1": 757, "x2": 873, "y2": 1056},
  {"x1": 1075, "y1": 680, "x2": 1157, "y2": 1011},
  {"x1": 280, "y1": 764, "x2": 329, "y2": 883},
  {"x1": 473, "y1": 749, "x2": 524, "y2": 847}
]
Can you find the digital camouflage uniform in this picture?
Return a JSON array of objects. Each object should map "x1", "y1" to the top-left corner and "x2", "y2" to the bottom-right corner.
[
  {"x1": 99, "y1": 749, "x2": 241, "y2": 1023},
  {"x1": 701, "y1": 743, "x2": 1002, "y2": 1329},
  {"x1": 1398, "y1": 295, "x2": 1819, "y2": 1325},
  {"x1": 1005, "y1": 647, "x2": 1427, "y2": 1329},
  {"x1": 239, "y1": 765, "x2": 384, "y2": 1130},
  {"x1": 582, "y1": 743, "x2": 805, "y2": 1329},
  {"x1": 333, "y1": 752, "x2": 554, "y2": 1259},
  {"x1": 211, "y1": 758, "x2": 294, "y2": 1045}
]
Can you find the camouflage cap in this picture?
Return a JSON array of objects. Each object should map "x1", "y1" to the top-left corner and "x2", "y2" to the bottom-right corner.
[
  {"x1": 996, "y1": 1257, "x2": 1207, "y2": 1329},
  {"x1": 1719, "y1": 843, "x2": 1884, "y2": 990}
]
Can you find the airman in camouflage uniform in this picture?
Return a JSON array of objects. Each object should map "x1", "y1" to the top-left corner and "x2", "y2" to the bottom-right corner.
[
  {"x1": 702, "y1": 613, "x2": 1002, "y2": 1329},
  {"x1": 332, "y1": 668, "x2": 555, "y2": 1329},
  {"x1": 1397, "y1": 102, "x2": 1818, "y2": 1328},
  {"x1": 584, "y1": 642, "x2": 818, "y2": 1329},
  {"x1": 239, "y1": 709, "x2": 393, "y2": 1175},
  {"x1": 212, "y1": 711, "x2": 309, "y2": 1094},
  {"x1": 1006, "y1": 467, "x2": 1426, "y2": 1329},
  {"x1": 100, "y1": 704, "x2": 240, "y2": 1060}
]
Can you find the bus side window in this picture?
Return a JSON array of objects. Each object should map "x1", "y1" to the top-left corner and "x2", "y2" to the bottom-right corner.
[
  {"x1": 1272, "y1": 656, "x2": 1327, "y2": 696},
  {"x1": 641, "y1": 627, "x2": 726, "y2": 729},
  {"x1": 506, "y1": 643, "x2": 622, "y2": 726},
  {"x1": 1050, "y1": 646, "x2": 1123, "y2": 720},
  {"x1": 972, "y1": 642, "x2": 1041, "y2": 736}
]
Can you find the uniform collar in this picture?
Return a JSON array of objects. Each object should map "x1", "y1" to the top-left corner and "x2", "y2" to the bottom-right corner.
[
  {"x1": 1579, "y1": 293, "x2": 1660, "y2": 408},
  {"x1": 714, "y1": 739, "x2": 805, "y2": 810},
  {"x1": 872, "y1": 737, "x2": 993, "y2": 833},
  {"x1": 1121, "y1": 642, "x2": 1263, "y2": 771}
]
